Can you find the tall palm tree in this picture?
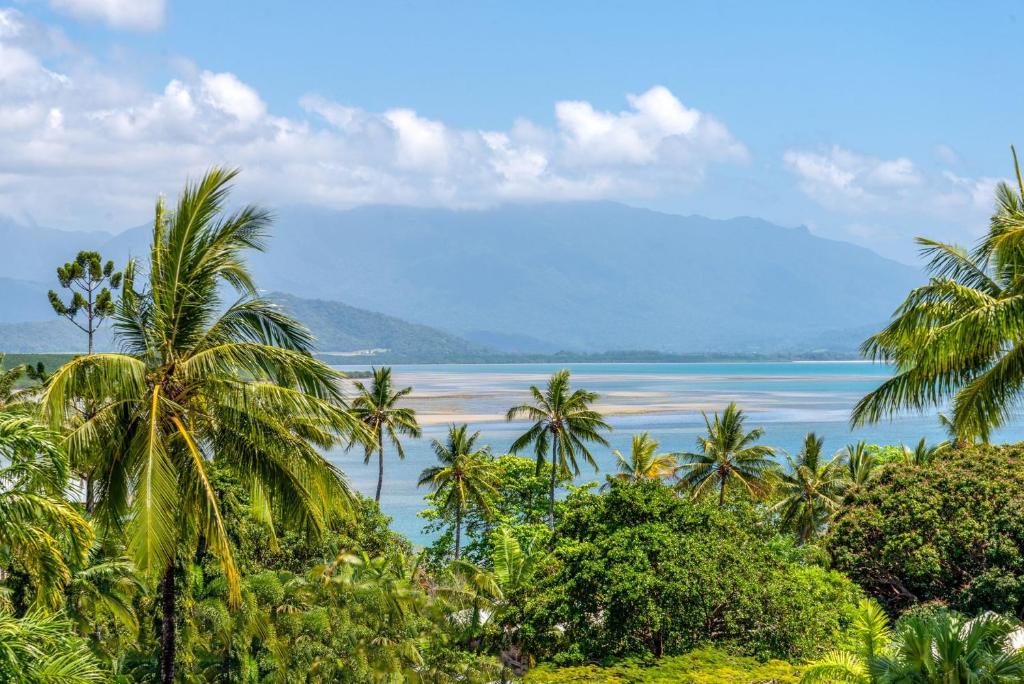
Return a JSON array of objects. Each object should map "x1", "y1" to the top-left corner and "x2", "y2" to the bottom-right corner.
[
  {"x1": 852, "y1": 148, "x2": 1024, "y2": 441},
  {"x1": 349, "y1": 366, "x2": 421, "y2": 503},
  {"x1": 0, "y1": 412, "x2": 92, "y2": 610},
  {"x1": 773, "y1": 433, "x2": 847, "y2": 544},
  {"x1": 418, "y1": 424, "x2": 499, "y2": 559},
  {"x1": 676, "y1": 402, "x2": 776, "y2": 506},
  {"x1": 605, "y1": 432, "x2": 678, "y2": 487},
  {"x1": 506, "y1": 369, "x2": 611, "y2": 529},
  {"x1": 904, "y1": 437, "x2": 942, "y2": 466},
  {"x1": 843, "y1": 441, "x2": 877, "y2": 487},
  {"x1": 41, "y1": 168, "x2": 361, "y2": 684}
]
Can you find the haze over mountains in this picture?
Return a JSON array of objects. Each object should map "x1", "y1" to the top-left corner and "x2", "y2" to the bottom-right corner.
[{"x1": 0, "y1": 203, "x2": 921, "y2": 356}]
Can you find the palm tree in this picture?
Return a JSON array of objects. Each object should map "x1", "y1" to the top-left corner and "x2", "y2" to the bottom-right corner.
[
  {"x1": 418, "y1": 424, "x2": 499, "y2": 559},
  {"x1": 506, "y1": 369, "x2": 611, "y2": 529},
  {"x1": 904, "y1": 437, "x2": 942, "y2": 466},
  {"x1": 676, "y1": 402, "x2": 776, "y2": 506},
  {"x1": 0, "y1": 610, "x2": 105, "y2": 683},
  {"x1": 852, "y1": 148, "x2": 1024, "y2": 442},
  {"x1": 41, "y1": 168, "x2": 360, "y2": 684},
  {"x1": 605, "y1": 432, "x2": 678, "y2": 487},
  {"x1": 773, "y1": 433, "x2": 847, "y2": 544},
  {"x1": 843, "y1": 441, "x2": 877, "y2": 487},
  {"x1": 0, "y1": 412, "x2": 92, "y2": 610},
  {"x1": 802, "y1": 600, "x2": 1024, "y2": 683},
  {"x1": 349, "y1": 367, "x2": 421, "y2": 503}
]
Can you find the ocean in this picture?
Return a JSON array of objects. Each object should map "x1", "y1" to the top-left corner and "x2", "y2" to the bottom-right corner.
[{"x1": 327, "y1": 362, "x2": 1024, "y2": 544}]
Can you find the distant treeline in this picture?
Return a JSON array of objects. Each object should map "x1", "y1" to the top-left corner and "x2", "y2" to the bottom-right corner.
[{"x1": 316, "y1": 348, "x2": 863, "y2": 365}]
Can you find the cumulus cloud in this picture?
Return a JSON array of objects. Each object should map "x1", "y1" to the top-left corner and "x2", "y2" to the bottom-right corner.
[
  {"x1": 49, "y1": 0, "x2": 165, "y2": 30},
  {"x1": 783, "y1": 145, "x2": 1000, "y2": 226},
  {"x1": 0, "y1": 13, "x2": 750, "y2": 228}
]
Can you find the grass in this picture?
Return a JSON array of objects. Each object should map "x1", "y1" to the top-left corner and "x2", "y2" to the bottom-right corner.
[
  {"x1": 2, "y1": 353, "x2": 77, "y2": 371},
  {"x1": 523, "y1": 648, "x2": 801, "y2": 683}
]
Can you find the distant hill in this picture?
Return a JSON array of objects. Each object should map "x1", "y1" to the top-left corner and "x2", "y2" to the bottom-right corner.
[
  {"x1": 0, "y1": 292, "x2": 492, "y2": 361},
  {"x1": 267, "y1": 293, "x2": 492, "y2": 362},
  {"x1": 0, "y1": 202, "x2": 922, "y2": 353},
  {"x1": 0, "y1": 278, "x2": 52, "y2": 323}
]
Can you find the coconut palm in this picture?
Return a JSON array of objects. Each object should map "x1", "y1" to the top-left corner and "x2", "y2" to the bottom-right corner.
[
  {"x1": 605, "y1": 432, "x2": 678, "y2": 487},
  {"x1": 852, "y1": 149, "x2": 1024, "y2": 442},
  {"x1": 843, "y1": 441, "x2": 877, "y2": 487},
  {"x1": 0, "y1": 412, "x2": 92, "y2": 610},
  {"x1": 676, "y1": 402, "x2": 776, "y2": 506},
  {"x1": 41, "y1": 168, "x2": 360, "y2": 683},
  {"x1": 349, "y1": 366, "x2": 421, "y2": 504},
  {"x1": 773, "y1": 433, "x2": 847, "y2": 544},
  {"x1": 903, "y1": 437, "x2": 943, "y2": 466},
  {"x1": 506, "y1": 369, "x2": 611, "y2": 529},
  {"x1": 418, "y1": 424, "x2": 499, "y2": 559}
]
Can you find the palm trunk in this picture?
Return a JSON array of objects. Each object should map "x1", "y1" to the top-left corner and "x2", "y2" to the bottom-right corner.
[
  {"x1": 718, "y1": 475, "x2": 726, "y2": 507},
  {"x1": 85, "y1": 474, "x2": 95, "y2": 514},
  {"x1": 374, "y1": 431, "x2": 385, "y2": 503},
  {"x1": 548, "y1": 437, "x2": 558, "y2": 530},
  {"x1": 454, "y1": 506, "x2": 462, "y2": 560},
  {"x1": 159, "y1": 562, "x2": 177, "y2": 684}
]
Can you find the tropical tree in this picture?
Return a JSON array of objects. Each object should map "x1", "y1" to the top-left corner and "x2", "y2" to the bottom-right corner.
[
  {"x1": 41, "y1": 168, "x2": 361, "y2": 683},
  {"x1": 903, "y1": 437, "x2": 943, "y2": 466},
  {"x1": 349, "y1": 366, "x2": 421, "y2": 503},
  {"x1": 0, "y1": 610, "x2": 106, "y2": 683},
  {"x1": 843, "y1": 441, "x2": 877, "y2": 487},
  {"x1": 676, "y1": 402, "x2": 776, "y2": 506},
  {"x1": 506, "y1": 369, "x2": 611, "y2": 529},
  {"x1": 48, "y1": 251, "x2": 122, "y2": 355},
  {"x1": 802, "y1": 599, "x2": 1024, "y2": 683},
  {"x1": 851, "y1": 149, "x2": 1024, "y2": 442},
  {"x1": 418, "y1": 424, "x2": 499, "y2": 559},
  {"x1": 0, "y1": 412, "x2": 92, "y2": 610},
  {"x1": 773, "y1": 433, "x2": 847, "y2": 544},
  {"x1": 604, "y1": 432, "x2": 678, "y2": 487},
  {"x1": 0, "y1": 354, "x2": 41, "y2": 413}
]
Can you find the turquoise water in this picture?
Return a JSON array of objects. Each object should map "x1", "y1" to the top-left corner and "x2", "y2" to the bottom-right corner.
[{"x1": 327, "y1": 362, "x2": 1024, "y2": 544}]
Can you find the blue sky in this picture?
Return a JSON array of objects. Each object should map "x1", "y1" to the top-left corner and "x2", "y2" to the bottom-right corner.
[{"x1": 3, "y1": 1, "x2": 1021, "y2": 261}]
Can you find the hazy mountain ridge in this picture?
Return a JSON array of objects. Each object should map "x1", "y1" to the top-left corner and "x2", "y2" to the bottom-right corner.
[{"x1": 0, "y1": 202, "x2": 920, "y2": 353}]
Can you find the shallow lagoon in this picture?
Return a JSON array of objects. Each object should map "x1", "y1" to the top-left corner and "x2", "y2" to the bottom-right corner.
[{"x1": 327, "y1": 362, "x2": 1024, "y2": 544}]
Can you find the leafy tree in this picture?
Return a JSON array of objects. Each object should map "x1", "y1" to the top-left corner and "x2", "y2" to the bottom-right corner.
[
  {"x1": 0, "y1": 412, "x2": 92, "y2": 610},
  {"x1": 41, "y1": 168, "x2": 361, "y2": 683},
  {"x1": 349, "y1": 366, "x2": 421, "y2": 503},
  {"x1": 774, "y1": 433, "x2": 847, "y2": 544},
  {"x1": 605, "y1": 432, "x2": 678, "y2": 486},
  {"x1": 48, "y1": 251, "x2": 122, "y2": 355},
  {"x1": 676, "y1": 402, "x2": 776, "y2": 506},
  {"x1": 418, "y1": 424, "x2": 499, "y2": 559},
  {"x1": 850, "y1": 149, "x2": 1024, "y2": 442},
  {"x1": 533, "y1": 479, "x2": 861, "y2": 663},
  {"x1": 827, "y1": 444, "x2": 1024, "y2": 616},
  {"x1": 903, "y1": 437, "x2": 943, "y2": 466},
  {"x1": 506, "y1": 369, "x2": 611, "y2": 529},
  {"x1": 802, "y1": 599, "x2": 1024, "y2": 683}
]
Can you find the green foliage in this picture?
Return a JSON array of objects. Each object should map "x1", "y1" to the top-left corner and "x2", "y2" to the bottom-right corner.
[
  {"x1": 524, "y1": 648, "x2": 801, "y2": 683},
  {"x1": 0, "y1": 610, "x2": 105, "y2": 683},
  {"x1": 773, "y1": 433, "x2": 847, "y2": 543},
  {"x1": 531, "y1": 480, "x2": 861, "y2": 664},
  {"x1": 827, "y1": 444, "x2": 1024, "y2": 615}
]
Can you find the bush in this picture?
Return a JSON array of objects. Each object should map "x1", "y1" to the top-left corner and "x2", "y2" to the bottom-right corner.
[
  {"x1": 826, "y1": 444, "x2": 1024, "y2": 616},
  {"x1": 526, "y1": 480, "x2": 861, "y2": 662},
  {"x1": 523, "y1": 648, "x2": 800, "y2": 683}
]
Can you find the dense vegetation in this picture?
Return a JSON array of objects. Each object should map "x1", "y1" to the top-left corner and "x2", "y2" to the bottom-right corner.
[{"x1": 6, "y1": 157, "x2": 1024, "y2": 682}]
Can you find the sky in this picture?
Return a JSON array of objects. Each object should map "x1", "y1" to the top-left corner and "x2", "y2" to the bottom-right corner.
[{"x1": 0, "y1": 0, "x2": 1020, "y2": 262}]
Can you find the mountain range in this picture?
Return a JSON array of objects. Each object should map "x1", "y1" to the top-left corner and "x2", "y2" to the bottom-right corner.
[{"x1": 0, "y1": 203, "x2": 922, "y2": 355}]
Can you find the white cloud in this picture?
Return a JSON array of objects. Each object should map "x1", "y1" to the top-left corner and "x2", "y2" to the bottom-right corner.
[
  {"x1": 782, "y1": 146, "x2": 922, "y2": 211},
  {"x1": 0, "y1": 21, "x2": 750, "y2": 229},
  {"x1": 49, "y1": 0, "x2": 165, "y2": 30}
]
